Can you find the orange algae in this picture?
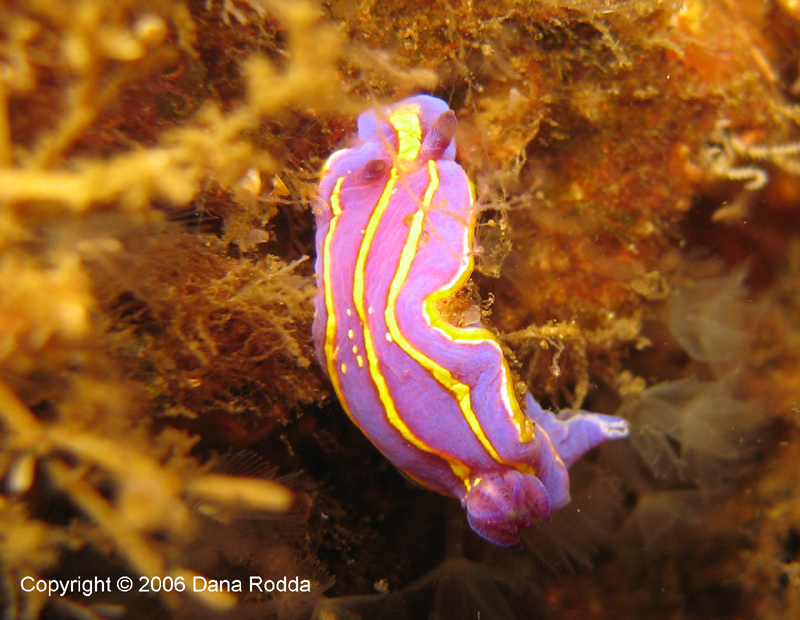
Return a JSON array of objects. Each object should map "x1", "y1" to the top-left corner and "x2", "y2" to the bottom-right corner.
[
  {"x1": 0, "y1": 0, "x2": 349, "y2": 617},
  {"x1": 0, "y1": 0, "x2": 799, "y2": 619}
]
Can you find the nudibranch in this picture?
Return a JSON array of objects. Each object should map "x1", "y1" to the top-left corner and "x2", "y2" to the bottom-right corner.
[{"x1": 312, "y1": 95, "x2": 628, "y2": 547}]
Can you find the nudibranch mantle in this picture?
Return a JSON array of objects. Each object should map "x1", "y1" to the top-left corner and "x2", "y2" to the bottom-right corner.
[{"x1": 313, "y1": 95, "x2": 628, "y2": 547}]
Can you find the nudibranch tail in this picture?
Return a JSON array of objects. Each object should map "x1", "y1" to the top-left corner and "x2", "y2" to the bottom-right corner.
[
  {"x1": 313, "y1": 94, "x2": 629, "y2": 547},
  {"x1": 465, "y1": 400, "x2": 631, "y2": 547},
  {"x1": 526, "y1": 393, "x2": 631, "y2": 469}
]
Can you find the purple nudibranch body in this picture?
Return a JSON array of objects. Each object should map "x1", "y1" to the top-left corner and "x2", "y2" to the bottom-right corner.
[{"x1": 313, "y1": 95, "x2": 628, "y2": 547}]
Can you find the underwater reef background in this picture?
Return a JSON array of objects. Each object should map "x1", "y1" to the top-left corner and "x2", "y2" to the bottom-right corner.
[{"x1": 1, "y1": 0, "x2": 800, "y2": 618}]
